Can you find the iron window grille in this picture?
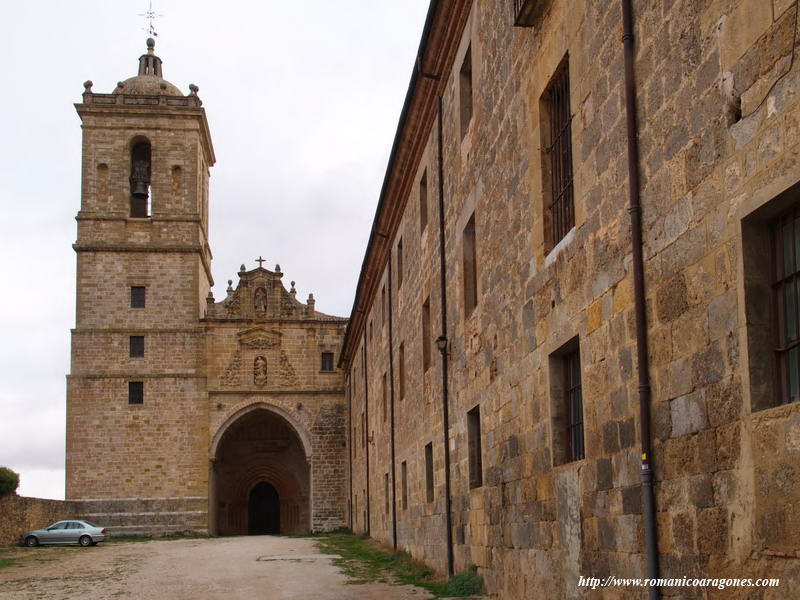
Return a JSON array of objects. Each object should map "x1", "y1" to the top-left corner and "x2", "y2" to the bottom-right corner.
[
  {"x1": 772, "y1": 205, "x2": 800, "y2": 405},
  {"x1": 564, "y1": 349, "x2": 585, "y2": 461},
  {"x1": 544, "y1": 57, "x2": 574, "y2": 247},
  {"x1": 467, "y1": 405, "x2": 483, "y2": 488},
  {"x1": 425, "y1": 442, "x2": 434, "y2": 502}
]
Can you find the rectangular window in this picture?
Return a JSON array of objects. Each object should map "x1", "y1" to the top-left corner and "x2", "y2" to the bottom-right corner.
[
  {"x1": 467, "y1": 405, "x2": 483, "y2": 488},
  {"x1": 397, "y1": 238, "x2": 404, "y2": 289},
  {"x1": 772, "y1": 206, "x2": 800, "y2": 405},
  {"x1": 382, "y1": 372, "x2": 388, "y2": 421},
  {"x1": 399, "y1": 342, "x2": 406, "y2": 400},
  {"x1": 564, "y1": 349, "x2": 585, "y2": 461},
  {"x1": 541, "y1": 55, "x2": 574, "y2": 248},
  {"x1": 550, "y1": 339, "x2": 585, "y2": 464},
  {"x1": 385, "y1": 473, "x2": 390, "y2": 515},
  {"x1": 422, "y1": 297, "x2": 432, "y2": 372},
  {"x1": 129, "y1": 335, "x2": 144, "y2": 358},
  {"x1": 130, "y1": 286, "x2": 146, "y2": 308},
  {"x1": 361, "y1": 413, "x2": 366, "y2": 449},
  {"x1": 419, "y1": 170, "x2": 428, "y2": 232},
  {"x1": 369, "y1": 319, "x2": 373, "y2": 341},
  {"x1": 321, "y1": 352, "x2": 334, "y2": 372},
  {"x1": 382, "y1": 284, "x2": 387, "y2": 328},
  {"x1": 463, "y1": 213, "x2": 478, "y2": 317},
  {"x1": 459, "y1": 44, "x2": 473, "y2": 140},
  {"x1": 425, "y1": 442, "x2": 434, "y2": 502},
  {"x1": 128, "y1": 381, "x2": 143, "y2": 405},
  {"x1": 401, "y1": 461, "x2": 408, "y2": 510}
]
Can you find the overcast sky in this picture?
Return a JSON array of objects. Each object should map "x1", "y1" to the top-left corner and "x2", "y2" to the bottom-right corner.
[{"x1": 0, "y1": 1, "x2": 429, "y2": 499}]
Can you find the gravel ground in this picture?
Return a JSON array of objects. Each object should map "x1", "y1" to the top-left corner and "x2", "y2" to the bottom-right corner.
[{"x1": 0, "y1": 535, "x2": 436, "y2": 600}]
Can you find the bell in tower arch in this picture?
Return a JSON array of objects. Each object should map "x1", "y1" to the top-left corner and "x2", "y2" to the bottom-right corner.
[{"x1": 130, "y1": 141, "x2": 151, "y2": 217}]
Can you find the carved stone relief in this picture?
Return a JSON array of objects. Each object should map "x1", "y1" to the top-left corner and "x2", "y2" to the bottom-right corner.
[
  {"x1": 254, "y1": 287, "x2": 267, "y2": 313},
  {"x1": 254, "y1": 355, "x2": 267, "y2": 386},
  {"x1": 220, "y1": 350, "x2": 242, "y2": 387}
]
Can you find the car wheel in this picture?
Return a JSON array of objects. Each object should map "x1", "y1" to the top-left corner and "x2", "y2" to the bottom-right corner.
[
  {"x1": 25, "y1": 536, "x2": 38, "y2": 547},
  {"x1": 79, "y1": 535, "x2": 92, "y2": 547}
]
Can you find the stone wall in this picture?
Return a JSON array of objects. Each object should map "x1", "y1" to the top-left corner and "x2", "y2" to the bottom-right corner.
[
  {"x1": 0, "y1": 495, "x2": 76, "y2": 547},
  {"x1": 345, "y1": 0, "x2": 800, "y2": 598}
]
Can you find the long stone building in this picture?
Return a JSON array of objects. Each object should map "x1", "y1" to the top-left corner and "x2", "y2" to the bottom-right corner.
[
  {"x1": 64, "y1": 0, "x2": 800, "y2": 597},
  {"x1": 341, "y1": 0, "x2": 800, "y2": 598}
]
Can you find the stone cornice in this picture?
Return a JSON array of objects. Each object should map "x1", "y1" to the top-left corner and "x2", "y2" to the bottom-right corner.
[
  {"x1": 75, "y1": 99, "x2": 216, "y2": 166},
  {"x1": 72, "y1": 242, "x2": 214, "y2": 286}
]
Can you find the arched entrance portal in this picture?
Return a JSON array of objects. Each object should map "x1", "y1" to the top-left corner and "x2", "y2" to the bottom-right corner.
[
  {"x1": 248, "y1": 482, "x2": 280, "y2": 534},
  {"x1": 213, "y1": 407, "x2": 310, "y2": 535}
]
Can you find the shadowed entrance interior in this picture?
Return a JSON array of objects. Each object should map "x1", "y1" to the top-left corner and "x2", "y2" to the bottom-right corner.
[
  {"x1": 214, "y1": 408, "x2": 310, "y2": 535},
  {"x1": 248, "y1": 482, "x2": 280, "y2": 534}
]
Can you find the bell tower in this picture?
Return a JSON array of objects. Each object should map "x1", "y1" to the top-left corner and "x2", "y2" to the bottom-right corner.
[{"x1": 67, "y1": 38, "x2": 215, "y2": 533}]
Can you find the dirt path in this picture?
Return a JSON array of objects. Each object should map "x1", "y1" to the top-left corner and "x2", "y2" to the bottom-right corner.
[{"x1": 0, "y1": 536, "x2": 436, "y2": 600}]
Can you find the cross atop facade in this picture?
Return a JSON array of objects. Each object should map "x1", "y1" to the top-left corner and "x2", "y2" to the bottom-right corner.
[
  {"x1": 138, "y1": 1, "x2": 163, "y2": 38},
  {"x1": 255, "y1": 256, "x2": 266, "y2": 268}
]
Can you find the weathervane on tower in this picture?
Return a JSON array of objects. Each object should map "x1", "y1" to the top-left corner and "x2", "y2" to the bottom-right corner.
[{"x1": 138, "y1": 1, "x2": 163, "y2": 38}]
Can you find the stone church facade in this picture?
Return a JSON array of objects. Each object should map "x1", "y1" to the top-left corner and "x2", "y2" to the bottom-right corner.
[{"x1": 66, "y1": 39, "x2": 348, "y2": 536}]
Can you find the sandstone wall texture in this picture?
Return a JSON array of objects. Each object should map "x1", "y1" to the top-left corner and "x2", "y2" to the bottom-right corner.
[
  {"x1": 344, "y1": 0, "x2": 800, "y2": 598},
  {"x1": 66, "y1": 46, "x2": 348, "y2": 536},
  {"x1": 0, "y1": 495, "x2": 77, "y2": 547}
]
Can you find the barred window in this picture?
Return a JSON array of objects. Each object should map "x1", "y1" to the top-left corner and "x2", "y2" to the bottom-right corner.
[
  {"x1": 772, "y1": 206, "x2": 800, "y2": 405},
  {"x1": 564, "y1": 349, "x2": 585, "y2": 462},
  {"x1": 467, "y1": 405, "x2": 483, "y2": 488},
  {"x1": 425, "y1": 442, "x2": 434, "y2": 502},
  {"x1": 550, "y1": 338, "x2": 584, "y2": 465},
  {"x1": 541, "y1": 56, "x2": 574, "y2": 248},
  {"x1": 422, "y1": 297, "x2": 432, "y2": 372}
]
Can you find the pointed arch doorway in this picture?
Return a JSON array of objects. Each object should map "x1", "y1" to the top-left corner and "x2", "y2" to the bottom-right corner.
[{"x1": 211, "y1": 406, "x2": 310, "y2": 535}]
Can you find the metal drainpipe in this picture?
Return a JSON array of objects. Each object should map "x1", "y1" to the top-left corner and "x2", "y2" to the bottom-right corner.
[
  {"x1": 388, "y1": 254, "x2": 398, "y2": 549},
  {"x1": 347, "y1": 377, "x2": 353, "y2": 531},
  {"x1": 363, "y1": 332, "x2": 371, "y2": 536},
  {"x1": 436, "y1": 94, "x2": 455, "y2": 577},
  {"x1": 621, "y1": 1, "x2": 660, "y2": 597}
]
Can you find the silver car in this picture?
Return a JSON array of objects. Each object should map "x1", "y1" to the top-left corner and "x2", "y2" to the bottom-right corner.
[{"x1": 22, "y1": 520, "x2": 108, "y2": 547}]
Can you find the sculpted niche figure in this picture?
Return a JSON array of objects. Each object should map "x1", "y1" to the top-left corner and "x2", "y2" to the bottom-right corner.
[
  {"x1": 254, "y1": 287, "x2": 267, "y2": 313},
  {"x1": 254, "y1": 355, "x2": 267, "y2": 386}
]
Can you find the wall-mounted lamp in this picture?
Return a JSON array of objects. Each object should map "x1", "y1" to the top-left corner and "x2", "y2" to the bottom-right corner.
[{"x1": 436, "y1": 335, "x2": 449, "y2": 355}]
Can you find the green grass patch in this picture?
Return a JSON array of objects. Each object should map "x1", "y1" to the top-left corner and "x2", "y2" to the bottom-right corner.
[{"x1": 313, "y1": 533, "x2": 484, "y2": 598}]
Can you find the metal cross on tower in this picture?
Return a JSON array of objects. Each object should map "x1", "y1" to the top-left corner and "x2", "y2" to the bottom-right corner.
[
  {"x1": 255, "y1": 256, "x2": 266, "y2": 268},
  {"x1": 138, "y1": 1, "x2": 163, "y2": 38}
]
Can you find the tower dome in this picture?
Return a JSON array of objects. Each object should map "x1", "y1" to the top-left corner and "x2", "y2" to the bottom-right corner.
[{"x1": 113, "y1": 38, "x2": 183, "y2": 96}]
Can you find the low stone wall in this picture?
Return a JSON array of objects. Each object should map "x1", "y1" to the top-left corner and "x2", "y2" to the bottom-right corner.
[{"x1": 0, "y1": 494, "x2": 77, "y2": 547}]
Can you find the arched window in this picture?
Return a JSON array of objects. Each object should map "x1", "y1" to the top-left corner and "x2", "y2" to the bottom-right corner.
[{"x1": 130, "y1": 141, "x2": 151, "y2": 217}]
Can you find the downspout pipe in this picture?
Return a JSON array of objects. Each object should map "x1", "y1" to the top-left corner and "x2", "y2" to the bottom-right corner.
[
  {"x1": 362, "y1": 333, "x2": 371, "y2": 536},
  {"x1": 388, "y1": 254, "x2": 398, "y2": 549},
  {"x1": 435, "y1": 94, "x2": 455, "y2": 578},
  {"x1": 621, "y1": 1, "x2": 660, "y2": 597},
  {"x1": 348, "y1": 376, "x2": 353, "y2": 530}
]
